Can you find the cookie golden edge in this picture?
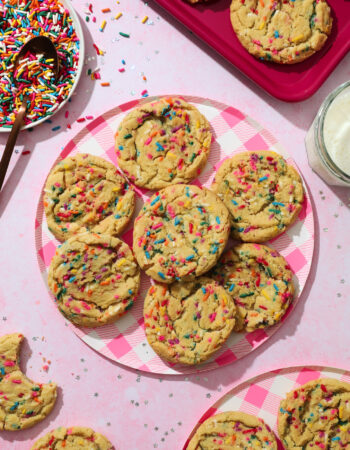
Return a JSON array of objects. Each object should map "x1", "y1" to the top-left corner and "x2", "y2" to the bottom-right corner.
[
  {"x1": 277, "y1": 377, "x2": 350, "y2": 448},
  {"x1": 115, "y1": 97, "x2": 212, "y2": 190},
  {"x1": 31, "y1": 426, "x2": 113, "y2": 450},
  {"x1": 187, "y1": 411, "x2": 278, "y2": 450},
  {"x1": 44, "y1": 153, "x2": 135, "y2": 242},
  {"x1": 230, "y1": 0, "x2": 333, "y2": 64},
  {"x1": 47, "y1": 232, "x2": 140, "y2": 328},
  {"x1": 0, "y1": 333, "x2": 57, "y2": 431},
  {"x1": 143, "y1": 278, "x2": 236, "y2": 365},
  {"x1": 211, "y1": 150, "x2": 305, "y2": 243}
]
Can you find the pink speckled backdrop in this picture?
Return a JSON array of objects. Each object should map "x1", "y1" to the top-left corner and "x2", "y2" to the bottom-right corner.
[{"x1": 0, "y1": 1, "x2": 349, "y2": 449}]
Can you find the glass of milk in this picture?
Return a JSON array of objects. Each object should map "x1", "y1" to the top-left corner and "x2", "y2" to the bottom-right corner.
[{"x1": 305, "y1": 81, "x2": 350, "y2": 187}]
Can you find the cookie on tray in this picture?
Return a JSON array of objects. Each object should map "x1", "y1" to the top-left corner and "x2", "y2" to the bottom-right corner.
[
  {"x1": 48, "y1": 232, "x2": 140, "y2": 327},
  {"x1": 133, "y1": 184, "x2": 230, "y2": 283},
  {"x1": 211, "y1": 151, "x2": 304, "y2": 242},
  {"x1": 31, "y1": 426, "x2": 113, "y2": 450},
  {"x1": 210, "y1": 243, "x2": 294, "y2": 332},
  {"x1": 230, "y1": 0, "x2": 333, "y2": 64},
  {"x1": 115, "y1": 97, "x2": 211, "y2": 190},
  {"x1": 44, "y1": 153, "x2": 135, "y2": 242},
  {"x1": 0, "y1": 333, "x2": 57, "y2": 431},
  {"x1": 188, "y1": 411, "x2": 277, "y2": 449},
  {"x1": 278, "y1": 378, "x2": 350, "y2": 449},
  {"x1": 144, "y1": 277, "x2": 236, "y2": 365}
]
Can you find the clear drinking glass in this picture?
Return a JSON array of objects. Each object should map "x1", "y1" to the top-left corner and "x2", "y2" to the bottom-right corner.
[{"x1": 305, "y1": 81, "x2": 350, "y2": 187}]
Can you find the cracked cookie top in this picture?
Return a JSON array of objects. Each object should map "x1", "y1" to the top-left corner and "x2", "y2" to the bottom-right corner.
[
  {"x1": 187, "y1": 411, "x2": 277, "y2": 449},
  {"x1": 230, "y1": 0, "x2": 332, "y2": 64},
  {"x1": 144, "y1": 277, "x2": 236, "y2": 365},
  {"x1": 211, "y1": 151, "x2": 304, "y2": 242},
  {"x1": 278, "y1": 378, "x2": 350, "y2": 449},
  {"x1": 48, "y1": 232, "x2": 140, "y2": 327},
  {"x1": 44, "y1": 153, "x2": 135, "y2": 242},
  {"x1": 210, "y1": 243, "x2": 294, "y2": 332},
  {"x1": 133, "y1": 184, "x2": 230, "y2": 283},
  {"x1": 115, "y1": 97, "x2": 211, "y2": 190}
]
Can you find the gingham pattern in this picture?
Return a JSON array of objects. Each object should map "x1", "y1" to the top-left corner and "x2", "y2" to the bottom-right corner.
[
  {"x1": 183, "y1": 365, "x2": 350, "y2": 449},
  {"x1": 35, "y1": 95, "x2": 315, "y2": 375}
]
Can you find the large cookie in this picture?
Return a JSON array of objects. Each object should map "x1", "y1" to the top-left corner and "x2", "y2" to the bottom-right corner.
[
  {"x1": 31, "y1": 426, "x2": 113, "y2": 449},
  {"x1": 278, "y1": 378, "x2": 350, "y2": 449},
  {"x1": 0, "y1": 333, "x2": 57, "y2": 431},
  {"x1": 211, "y1": 151, "x2": 304, "y2": 242},
  {"x1": 144, "y1": 277, "x2": 236, "y2": 365},
  {"x1": 230, "y1": 0, "x2": 332, "y2": 64},
  {"x1": 133, "y1": 184, "x2": 230, "y2": 283},
  {"x1": 44, "y1": 154, "x2": 135, "y2": 242},
  {"x1": 210, "y1": 243, "x2": 294, "y2": 332},
  {"x1": 48, "y1": 232, "x2": 140, "y2": 327},
  {"x1": 115, "y1": 97, "x2": 211, "y2": 190},
  {"x1": 187, "y1": 411, "x2": 277, "y2": 449}
]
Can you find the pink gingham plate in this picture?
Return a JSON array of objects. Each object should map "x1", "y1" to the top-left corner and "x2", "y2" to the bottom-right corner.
[
  {"x1": 183, "y1": 365, "x2": 350, "y2": 449},
  {"x1": 35, "y1": 95, "x2": 315, "y2": 375}
]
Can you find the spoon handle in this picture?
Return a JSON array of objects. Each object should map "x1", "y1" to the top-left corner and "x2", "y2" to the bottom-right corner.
[{"x1": 0, "y1": 97, "x2": 28, "y2": 191}]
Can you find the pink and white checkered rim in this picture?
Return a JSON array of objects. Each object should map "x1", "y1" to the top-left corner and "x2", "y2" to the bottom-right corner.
[
  {"x1": 183, "y1": 365, "x2": 350, "y2": 449},
  {"x1": 35, "y1": 95, "x2": 315, "y2": 375}
]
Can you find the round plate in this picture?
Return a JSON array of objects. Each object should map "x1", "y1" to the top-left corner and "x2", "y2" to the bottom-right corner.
[
  {"x1": 183, "y1": 365, "x2": 350, "y2": 449},
  {"x1": 0, "y1": 0, "x2": 85, "y2": 132},
  {"x1": 35, "y1": 95, "x2": 315, "y2": 375}
]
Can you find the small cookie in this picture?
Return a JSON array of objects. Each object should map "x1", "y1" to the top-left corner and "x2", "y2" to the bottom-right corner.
[
  {"x1": 44, "y1": 153, "x2": 135, "y2": 242},
  {"x1": 210, "y1": 243, "x2": 294, "y2": 332},
  {"x1": 144, "y1": 277, "x2": 236, "y2": 365},
  {"x1": 133, "y1": 184, "x2": 230, "y2": 283},
  {"x1": 211, "y1": 151, "x2": 304, "y2": 242},
  {"x1": 0, "y1": 333, "x2": 57, "y2": 431},
  {"x1": 31, "y1": 426, "x2": 113, "y2": 450},
  {"x1": 115, "y1": 97, "x2": 211, "y2": 190},
  {"x1": 278, "y1": 378, "x2": 350, "y2": 449},
  {"x1": 188, "y1": 411, "x2": 277, "y2": 449},
  {"x1": 230, "y1": 0, "x2": 333, "y2": 64},
  {"x1": 48, "y1": 232, "x2": 140, "y2": 327}
]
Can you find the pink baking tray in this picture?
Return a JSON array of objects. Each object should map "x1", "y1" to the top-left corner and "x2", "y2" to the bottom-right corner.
[{"x1": 152, "y1": 0, "x2": 350, "y2": 102}]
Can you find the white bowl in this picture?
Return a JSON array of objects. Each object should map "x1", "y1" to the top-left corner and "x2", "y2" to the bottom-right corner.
[{"x1": 0, "y1": 0, "x2": 85, "y2": 133}]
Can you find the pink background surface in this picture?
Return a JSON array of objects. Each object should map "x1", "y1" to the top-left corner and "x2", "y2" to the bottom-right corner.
[{"x1": 0, "y1": 1, "x2": 349, "y2": 449}]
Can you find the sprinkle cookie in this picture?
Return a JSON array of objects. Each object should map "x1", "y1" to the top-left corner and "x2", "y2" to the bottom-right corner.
[
  {"x1": 278, "y1": 378, "x2": 350, "y2": 449},
  {"x1": 48, "y1": 232, "x2": 140, "y2": 327},
  {"x1": 144, "y1": 277, "x2": 236, "y2": 365},
  {"x1": 0, "y1": 333, "x2": 57, "y2": 431},
  {"x1": 44, "y1": 154, "x2": 135, "y2": 242},
  {"x1": 31, "y1": 426, "x2": 113, "y2": 450},
  {"x1": 210, "y1": 243, "x2": 294, "y2": 332},
  {"x1": 133, "y1": 184, "x2": 230, "y2": 283},
  {"x1": 230, "y1": 0, "x2": 333, "y2": 64},
  {"x1": 115, "y1": 97, "x2": 211, "y2": 189},
  {"x1": 187, "y1": 411, "x2": 277, "y2": 449},
  {"x1": 211, "y1": 151, "x2": 304, "y2": 242}
]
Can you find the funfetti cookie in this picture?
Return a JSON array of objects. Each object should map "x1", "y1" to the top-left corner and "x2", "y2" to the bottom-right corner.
[
  {"x1": 210, "y1": 243, "x2": 294, "y2": 332},
  {"x1": 115, "y1": 97, "x2": 211, "y2": 190},
  {"x1": 230, "y1": 0, "x2": 333, "y2": 64},
  {"x1": 44, "y1": 153, "x2": 135, "y2": 242},
  {"x1": 144, "y1": 277, "x2": 236, "y2": 365},
  {"x1": 278, "y1": 378, "x2": 350, "y2": 449},
  {"x1": 211, "y1": 151, "x2": 304, "y2": 242},
  {"x1": 48, "y1": 232, "x2": 140, "y2": 327},
  {"x1": 133, "y1": 184, "x2": 231, "y2": 283},
  {"x1": 31, "y1": 426, "x2": 113, "y2": 450},
  {"x1": 187, "y1": 411, "x2": 278, "y2": 449},
  {"x1": 0, "y1": 333, "x2": 57, "y2": 431}
]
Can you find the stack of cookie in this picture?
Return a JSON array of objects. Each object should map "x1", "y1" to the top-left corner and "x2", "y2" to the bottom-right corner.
[{"x1": 45, "y1": 97, "x2": 304, "y2": 367}]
